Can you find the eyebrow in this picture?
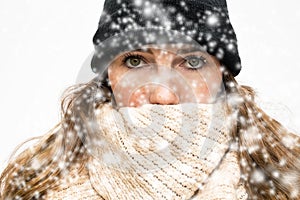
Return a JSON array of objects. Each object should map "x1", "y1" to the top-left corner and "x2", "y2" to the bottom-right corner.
[
  {"x1": 125, "y1": 46, "x2": 205, "y2": 55},
  {"x1": 176, "y1": 46, "x2": 206, "y2": 54},
  {"x1": 129, "y1": 48, "x2": 154, "y2": 54}
]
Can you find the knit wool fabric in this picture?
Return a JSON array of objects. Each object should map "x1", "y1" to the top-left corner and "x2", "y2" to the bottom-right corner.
[
  {"x1": 46, "y1": 103, "x2": 247, "y2": 199},
  {"x1": 90, "y1": 102, "x2": 247, "y2": 199}
]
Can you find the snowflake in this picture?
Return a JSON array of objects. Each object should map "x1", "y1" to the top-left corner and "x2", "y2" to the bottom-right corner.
[
  {"x1": 251, "y1": 169, "x2": 265, "y2": 183},
  {"x1": 279, "y1": 159, "x2": 287, "y2": 166},
  {"x1": 216, "y1": 48, "x2": 224, "y2": 59},
  {"x1": 30, "y1": 158, "x2": 42, "y2": 170},
  {"x1": 227, "y1": 43, "x2": 235, "y2": 51},
  {"x1": 134, "y1": 0, "x2": 143, "y2": 7},
  {"x1": 176, "y1": 14, "x2": 184, "y2": 25},
  {"x1": 207, "y1": 14, "x2": 219, "y2": 26},
  {"x1": 282, "y1": 135, "x2": 298, "y2": 148},
  {"x1": 208, "y1": 41, "x2": 217, "y2": 48},
  {"x1": 58, "y1": 161, "x2": 66, "y2": 169},
  {"x1": 247, "y1": 145, "x2": 260, "y2": 154},
  {"x1": 143, "y1": 7, "x2": 152, "y2": 17},
  {"x1": 205, "y1": 33, "x2": 213, "y2": 41}
]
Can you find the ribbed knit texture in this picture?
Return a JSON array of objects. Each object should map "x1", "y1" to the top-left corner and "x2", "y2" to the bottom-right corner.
[{"x1": 46, "y1": 103, "x2": 247, "y2": 199}]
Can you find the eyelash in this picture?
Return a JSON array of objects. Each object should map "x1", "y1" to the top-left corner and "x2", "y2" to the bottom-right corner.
[{"x1": 121, "y1": 52, "x2": 207, "y2": 70}]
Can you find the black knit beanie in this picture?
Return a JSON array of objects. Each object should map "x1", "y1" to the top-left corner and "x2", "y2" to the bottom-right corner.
[{"x1": 91, "y1": 0, "x2": 241, "y2": 76}]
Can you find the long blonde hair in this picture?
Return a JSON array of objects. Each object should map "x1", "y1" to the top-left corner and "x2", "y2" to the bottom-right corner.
[{"x1": 1, "y1": 74, "x2": 299, "y2": 199}]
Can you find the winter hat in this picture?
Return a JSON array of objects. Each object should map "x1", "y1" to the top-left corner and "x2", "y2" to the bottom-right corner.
[{"x1": 91, "y1": 0, "x2": 241, "y2": 76}]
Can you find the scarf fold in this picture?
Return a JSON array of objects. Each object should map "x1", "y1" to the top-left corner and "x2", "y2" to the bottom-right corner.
[{"x1": 86, "y1": 103, "x2": 247, "y2": 199}]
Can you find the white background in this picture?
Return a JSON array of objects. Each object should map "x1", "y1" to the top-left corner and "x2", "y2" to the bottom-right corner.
[{"x1": 1, "y1": 0, "x2": 300, "y2": 171}]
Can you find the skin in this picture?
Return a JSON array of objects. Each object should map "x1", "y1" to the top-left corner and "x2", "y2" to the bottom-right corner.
[{"x1": 108, "y1": 44, "x2": 223, "y2": 107}]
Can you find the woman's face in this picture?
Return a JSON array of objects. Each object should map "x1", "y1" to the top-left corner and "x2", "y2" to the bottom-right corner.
[{"x1": 108, "y1": 44, "x2": 223, "y2": 107}]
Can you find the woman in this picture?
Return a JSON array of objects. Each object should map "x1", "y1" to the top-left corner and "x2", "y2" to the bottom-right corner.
[{"x1": 1, "y1": 0, "x2": 300, "y2": 199}]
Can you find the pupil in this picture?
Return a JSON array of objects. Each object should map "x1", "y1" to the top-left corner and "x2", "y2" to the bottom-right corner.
[
  {"x1": 189, "y1": 58, "x2": 199, "y2": 67},
  {"x1": 130, "y1": 58, "x2": 140, "y2": 66}
]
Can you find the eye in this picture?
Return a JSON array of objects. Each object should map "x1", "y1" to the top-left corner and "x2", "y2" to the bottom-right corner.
[
  {"x1": 127, "y1": 57, "x2": 142, "y2": 67},
  {"x1": 122, "y1": 53, "x2": 147, "y2": 68},
  {"x1": 183, "y1": 55, "x2": 207, "y2": 70}
]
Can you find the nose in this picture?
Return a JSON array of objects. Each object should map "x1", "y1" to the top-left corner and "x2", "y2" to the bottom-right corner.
[{"x1": 149, "y1": 85, "x2": 179, "y2": 105}]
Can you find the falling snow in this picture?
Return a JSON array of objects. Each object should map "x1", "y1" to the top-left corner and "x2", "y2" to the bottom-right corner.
[
  {"x1": 4, "y1": 1, "x2": 300, "y2": 199},
  {"x1": 251, "y1": 169, "x2": 265, "y2": 183},
  {"x1": 207, "y1": 14, "x2": 219, "y2": 26}
]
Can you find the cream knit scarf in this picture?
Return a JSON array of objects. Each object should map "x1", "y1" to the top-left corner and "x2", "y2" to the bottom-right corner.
[{"x1": 87, "y1": 102, "x2": 247, "y2": 200}]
